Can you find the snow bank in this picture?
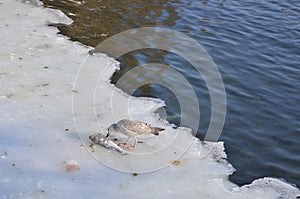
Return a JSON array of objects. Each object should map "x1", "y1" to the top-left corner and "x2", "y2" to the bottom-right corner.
[{"x1": 0, "y1": 0, "x2": 299, "y2": 198}]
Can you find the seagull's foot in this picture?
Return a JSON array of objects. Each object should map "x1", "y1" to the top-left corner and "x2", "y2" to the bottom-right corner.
[
  {"x1": 119, "y1": 143, "x2": 127, "y2": 148},
  {"x1": 127, "y1": 145, "x2": 136, "y2": 150}
]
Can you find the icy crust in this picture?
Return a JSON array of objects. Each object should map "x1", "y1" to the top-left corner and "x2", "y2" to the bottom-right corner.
[
  {"x1": 0, "y1": 0, "x2": 299, "y2": 198},
  {"x1": 18, "y1": 0, "x2": 43, "y2": 7},
  {"x1": 237, "y1": 177, "x2": 300, "y2": 199}
]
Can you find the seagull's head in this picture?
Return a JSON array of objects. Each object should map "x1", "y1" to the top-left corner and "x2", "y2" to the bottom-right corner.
[{"x1": 106, "y1": 123, "x2": 119, "y2": 137}]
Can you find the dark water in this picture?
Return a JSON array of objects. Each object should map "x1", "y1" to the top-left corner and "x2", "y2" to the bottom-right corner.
[{"x1": 42, "y1": 0, "x2": 300, "y2": 188}]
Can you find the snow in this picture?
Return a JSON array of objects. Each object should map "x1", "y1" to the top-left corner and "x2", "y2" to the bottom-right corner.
[{"x1": 0, "y1": 0, "x2": 299, "y2": 198}]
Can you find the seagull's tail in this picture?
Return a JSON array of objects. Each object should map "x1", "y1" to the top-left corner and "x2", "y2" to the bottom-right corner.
[{"x1": 151, "y1": 127, "x2": 165, "y2": 136}]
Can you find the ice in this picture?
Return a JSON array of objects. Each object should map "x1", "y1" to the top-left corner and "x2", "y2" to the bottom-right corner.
[{"x1": 0, "y1": 0, "x2": 299, "y2": 198}]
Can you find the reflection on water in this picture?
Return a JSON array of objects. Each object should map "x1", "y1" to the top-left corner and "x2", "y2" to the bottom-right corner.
[{"x1": 41, "y1": 0, "x2": 300, "y2": 189}]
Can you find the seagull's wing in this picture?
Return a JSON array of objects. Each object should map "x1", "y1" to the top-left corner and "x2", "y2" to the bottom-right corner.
[{"x1": 118, "y1": 120, "x2": 152, "y2": 135}]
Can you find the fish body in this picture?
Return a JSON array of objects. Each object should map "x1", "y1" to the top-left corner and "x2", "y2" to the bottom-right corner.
[{"x1": 89, "y1": 133, "x2": 127, "y2": 155}]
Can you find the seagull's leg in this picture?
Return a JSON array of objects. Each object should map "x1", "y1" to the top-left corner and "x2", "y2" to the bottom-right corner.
[
  {"x1": 119, "y1": 137, "x2": 130, "y2": 147},
  {"x1": 128, "y1": 137, "x2": 137, "y2": 150}
]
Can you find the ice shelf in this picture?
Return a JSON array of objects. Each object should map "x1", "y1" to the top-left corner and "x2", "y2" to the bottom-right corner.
[{"x1": 0, "y1": 0, "x2": 299, "y2": 198}]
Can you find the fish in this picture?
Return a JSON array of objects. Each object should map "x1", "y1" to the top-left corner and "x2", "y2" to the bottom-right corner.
[
  {"x1": 89, "y1": 133, "x2": 127, "y2": 155},
  {"x1": 107, "y1": 119, "x2": 165, "y2": 150}
]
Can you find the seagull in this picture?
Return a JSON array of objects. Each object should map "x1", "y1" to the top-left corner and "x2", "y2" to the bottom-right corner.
[{"x1": 106, "y1": 119, "x2": 165, "y2": 150}]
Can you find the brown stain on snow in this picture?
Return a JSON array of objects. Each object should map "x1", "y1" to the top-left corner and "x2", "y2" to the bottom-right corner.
[
  {"x1": 172, "y1": 160, "x2": 181, "y2": 166},
  {"x1": 65, "y1": 164, "x2": 80, "y2": 172}
]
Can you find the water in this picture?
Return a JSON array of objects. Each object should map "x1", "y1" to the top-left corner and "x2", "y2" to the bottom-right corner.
[{"x1": 41, "y1": 0, "x2": 300, "y2": 188}]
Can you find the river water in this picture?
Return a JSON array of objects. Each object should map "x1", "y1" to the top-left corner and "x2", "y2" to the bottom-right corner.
[{"x1": 41, "y1": 0, "x2": 300, "y2": 188}]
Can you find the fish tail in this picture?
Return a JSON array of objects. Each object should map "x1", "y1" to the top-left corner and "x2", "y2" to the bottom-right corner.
[{"x1": 151, "y1": 127, "x2": 165, "y2": 135}]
